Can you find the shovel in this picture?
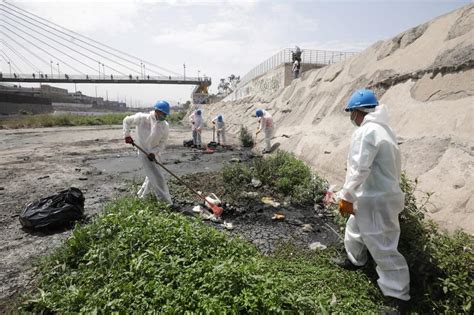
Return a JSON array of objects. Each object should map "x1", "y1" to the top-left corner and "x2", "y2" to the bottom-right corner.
[{"x1": 129, "y1": 141, "x2": 224, "y2": 217}]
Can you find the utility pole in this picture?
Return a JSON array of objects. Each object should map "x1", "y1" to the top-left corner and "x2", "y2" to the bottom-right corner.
[
  {"x1": 198, "y1": 70, "x2": 200, "y2": 79},
  {"x1": 98, "y1": 62, "x2": 101, "y2": 78},
  {"x1": 106, "y1": 89, "x2": 108, "y2": 101},
  {"x1": 95, "y1": 86, "x2": 98, "y2": 98},
  {"x1": 50, "y1": 60, "x2": 53, "y2": 77},
  {"x1": 57, "y1": 62, "x2": 60, "y2": 76},
  {"x1": 183, "y1": 63, "x2": 186, "y2": 80},
  {"x1": 8, "y1": 61, "x2": 11, "y2": 76},
  {"x1": 143, "y1": 64, "x2": 146, "y2": 78},
  {"x1": 102, "y1": 63, "x2": 105, "y2": 79},
  {"x1": 74, "y1": 83, "x2": 77, "y2": 92},
  {"x1": 140, "y1": 62, "x2": 143, "y2": 78}
]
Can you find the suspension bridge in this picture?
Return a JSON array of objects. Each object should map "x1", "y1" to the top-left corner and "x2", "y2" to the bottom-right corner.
[{"x1": 0, "y1": 1, "x2": 211, "y2": 86}]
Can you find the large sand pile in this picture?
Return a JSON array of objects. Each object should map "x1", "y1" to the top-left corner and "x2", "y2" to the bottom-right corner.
[{"x1": 198, "y1": 4, "x2": 474, "y2": 234}]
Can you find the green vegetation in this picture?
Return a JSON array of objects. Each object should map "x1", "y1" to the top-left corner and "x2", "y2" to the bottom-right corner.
[
  {"x1": 239, "y1": 125, "x2": 254, "y2": 147},
  {"x1": 397, "y1": 174, "x2": 473, "y2": 313},
  {"x1": 20, "y1": 197, "x2": 381, "y2": 313},
  {"x1": 18, "y1": 152, "x2": 473, "y2": 313},
  {"x1": 166, "y1": 110, "x2": 186, "y2": 123},
  {"x1": 222, "y1": 150, "x2": 328, "y2": 205},
  {"x1": 1, "y1": 111, "x2": 186, "y2": 129},
  {"x1": 1, "y1": 113, "x2": 130, "y2": 128}
]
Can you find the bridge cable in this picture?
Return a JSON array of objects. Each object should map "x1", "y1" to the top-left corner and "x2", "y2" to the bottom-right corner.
[
  {"x1": 1, "y1": 26, "x2": 86, "y2": 75},
  {"x1": 1, "y1": 11, "x2": 130, "y2": 77},
  {"x1": 0, "y1": 31, "x2": 52, "y2": 67},
  {"x1": 0, "y1": 50, "x2": 23, "y2": 73},
  {"x1": 1, "y1": 9, "x2": 145, "y2": 77},
  {"x1": 0, "y1": 39, "x2": 42, "y2": 73},
  {"x1": 2, "y1": 2, "x2": 180, "y2": 77},
  {"x1": 1, "y1": 24, "x2": 90, "y2": 75}
]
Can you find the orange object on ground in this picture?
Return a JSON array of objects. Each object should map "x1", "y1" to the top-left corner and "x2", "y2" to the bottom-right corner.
[
  {"x1": 339, "y1": 199, "x2": 354, "y2": 215},
  {"x1": 130, "y1": 141, "x2": 224, "y2": 217}
]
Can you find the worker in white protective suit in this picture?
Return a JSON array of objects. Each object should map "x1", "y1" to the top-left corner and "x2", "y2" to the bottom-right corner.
[
  {"x1": 189, "y1": 109, "x2": 203, "y2": 148},
  {"x1": 211, "y1": 114, "x2": 226, "y2": 146},
  {"x1": 123, "y1": 100, "x2": 172, "y2": 204},
  {"x1": 255, "y1": 109, "x2": 274, "y2": 154},
  {"x1": 335, "y1": 89, "x2": 410, "y2": 314}
]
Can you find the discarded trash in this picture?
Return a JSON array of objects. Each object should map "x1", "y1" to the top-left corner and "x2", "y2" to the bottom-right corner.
[
  {"x1": 324, "y1": 151, "x2": 331, "y2": 154},
  {"x1": 0, "y1": 187, "x2": 4, "y2": 191},
  {"x1": 251, "y1": 178, "x2": 262, "y2": 188},
  {"x1": 37, "y1": 175, "x2": 50, "y2": 180},
  {"x1": 242, "y1": 191, "x2": 259, "y2": 198},
  {"x1": 301, "y1": 224, "x2": 313, "y2": 232},
  {"x1": 221, "y1": 221, "x2": 234, "y2": 230},
  {"x1": 322, "y1": 185, "x2": 337, "y2": 206},
  {"x1": 272, "y1": 213, "x2": 285, "y2": 220},
  {"x1": 262, "y1": 196, "x2": 280, "y2": 207},
  {"x1": 19, "y1": 187, "x2": 85, "y2": 229},
  {"x1": 309, "y1": 242, "x2": 327, "y2": 251},
  {"x1": 199, "y1": 209, "x2": 213, "y2": 220},
  {"x1": 205, "y1": 193, "x2": 221, "y2": 207},
  {"x1": 78, "y1": 177, "x2": 88, "y2": 181},
  {"x1": 192, "y1": 205, "x2": 203, "y2": 213},
  {"x1": 230, "y1": 157, "x2": 241, "y2": 163},
  {"x1": 330, "y1": 293, "x2": 337, "y2": 306}
]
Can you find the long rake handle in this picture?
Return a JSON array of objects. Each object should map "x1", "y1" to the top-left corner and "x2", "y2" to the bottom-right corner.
[{"x1": 132, "y1": 142, "x2": 209, "y2": 204}]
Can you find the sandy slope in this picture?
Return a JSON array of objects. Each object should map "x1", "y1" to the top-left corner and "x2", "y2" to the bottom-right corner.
[{"x1": 197, "y1": 4, "x2": 474, "y2": 234}]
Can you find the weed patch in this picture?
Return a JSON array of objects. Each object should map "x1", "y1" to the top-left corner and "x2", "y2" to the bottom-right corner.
[
  {"x1": 20, "y1": 197, "x2": 381, "y2": 313},
  {"x1": 1, "y1": 113, "x2": 130, "y2": 128},
  {"x1": 239, "y1": 125, "x2": 254, "y2": 147}
]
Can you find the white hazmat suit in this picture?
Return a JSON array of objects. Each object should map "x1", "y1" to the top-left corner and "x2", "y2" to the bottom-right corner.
[
  {"x1": 340, "y1": 105, "x2": 410, "y2": 301},
  {"x1": 123, "y1": 111, "x2": 172, "y2": 203},
  {"x1": 259, "y1": 110, "x2": 274, "y2": 152},
  {"x1": 212, "y1": 116, "x2": 226, "y2": 145},
  {"x1": 189, "y1": 111, "x2": 203, "y2": 147}
]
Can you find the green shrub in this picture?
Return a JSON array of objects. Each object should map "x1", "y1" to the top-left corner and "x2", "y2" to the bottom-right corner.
[
  {"x1": 398, "y1": 173, "x2": 473, "y2": 313},
  {"x1": 239, "y1": 125, "x2": 254, "y2": 147},
  {"x1": 253, "y1": 151, "x2": 328, "y2": 205},
  {"x1": 166, "y1": 111, "x2": 186, "y2": 123},
  {"x1": 20, "y1": 197, "x2": 381, "y2": 313},
  {"x1": 222, "y1": 163, "x2": 252, "y2": 201}
]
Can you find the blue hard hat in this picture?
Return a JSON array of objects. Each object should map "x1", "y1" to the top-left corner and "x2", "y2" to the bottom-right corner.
[
  {"x1": 217, "y1": 115, "x2": 223, "y2": 122},
  {"x1": 345, "y1": 89, "x2": 379, "y2": 112},
  {"x1": 154, "y1": 100, "x2": 170, "y2": 115},
  {"x1": 196, "y1": 109, "x2": 202, "y2": 115},
  {"x1": 256, "y1": 109, "x2": 264, "y2": 117}
]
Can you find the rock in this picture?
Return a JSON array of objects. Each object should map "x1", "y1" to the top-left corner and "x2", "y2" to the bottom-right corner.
[
  {"x1": 37, "y1": 175, "x2": 50, "y2": 180},
  {"x1": 309, "y1": 242, "x2": 327, "y2": 250},
  {"x1": 78, "y1": 177, "x2": 88, "y2": 181},
  {"x1": 75, "y1": 168, "x2": 81, "y2": 172},
  {"x1": 221, "y1": 221, "x2": 234, "y2": 230},
  {"x1": 301, "y1": 224, "x2": 313, "y2": 232},
  {"x1": 324, "y1": 151, "x2": 331, "y2": 154},
  {"x1": 251, "y1": 178, "x2": 262, "y2": 188},
  {"x1": 0, "y1": 187, "x2": 4, "y2": 190}
]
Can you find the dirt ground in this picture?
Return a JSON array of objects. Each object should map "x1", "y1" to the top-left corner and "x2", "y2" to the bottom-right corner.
[{"x1": 0, "y1": 124, "x2": 340, "y2": 311}]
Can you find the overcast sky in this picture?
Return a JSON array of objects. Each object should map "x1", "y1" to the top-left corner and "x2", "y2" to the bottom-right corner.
[{"x1": 1, "y1": 0, "x2": 470, "y2": 107}]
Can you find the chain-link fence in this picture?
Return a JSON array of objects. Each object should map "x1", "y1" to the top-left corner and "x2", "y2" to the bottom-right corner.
[{"x1": 239, "y1": 48, "x2": 357, "y2": 86}]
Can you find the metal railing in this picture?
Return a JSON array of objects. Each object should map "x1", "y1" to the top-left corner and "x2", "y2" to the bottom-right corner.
[
  {"x1": 239, "y1": 48, "x2": 358, "y2": 86},
  {"x1": 0, "y1": 73, "x2": 211, "y2": 84}
]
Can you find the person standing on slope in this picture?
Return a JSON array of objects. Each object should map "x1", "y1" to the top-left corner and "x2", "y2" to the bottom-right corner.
[
  {"x1": 255, "y1": 108, "x2": 274, "y2": 154},
  {"x1": 334, "y1": 89, "x2": 410, "y2": 314}
]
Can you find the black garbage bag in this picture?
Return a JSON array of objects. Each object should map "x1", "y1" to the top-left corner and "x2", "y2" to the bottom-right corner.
[
  {"x1": 19, "y1": 187, "x2": 85, "y2": 229},
  {"x1": 183, "y1": 139, "x2": 194, "y2": 147}
]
